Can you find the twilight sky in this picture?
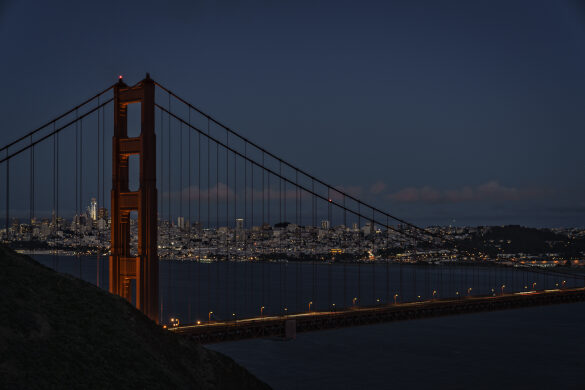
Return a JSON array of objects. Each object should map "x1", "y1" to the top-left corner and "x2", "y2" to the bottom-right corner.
[{"x1": 1, "y1": 0, "x2": 584, "y2": 227}]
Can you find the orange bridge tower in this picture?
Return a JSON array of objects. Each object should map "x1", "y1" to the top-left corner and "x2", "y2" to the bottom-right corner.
[{"x1": 109, "y1": 75, "x2": 158, "y2": 323}]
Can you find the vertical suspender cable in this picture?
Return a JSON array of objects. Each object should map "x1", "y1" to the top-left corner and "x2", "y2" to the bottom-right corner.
[
  {"x1": 372, "y1": 209, "x2": 375, "y2": 304},
  {"x1": 52, "y1": 126, "x2": 56, "y2": 266},
  {"x1": 233, "y1": 149, "x2": 237, "y2": 315},
  {"x1": 311, "y1": 177, "x2": 315, "y2": 310},
  {"x1": 328, "y1": 188, "x2": 332, "y2": 308},
  {"x1": 279, "y1": 162, "x2": 284, "y2": 312},
  {"x1": 386, "y1": 215, "x2": 389, "y2": 303},
  {"x1": 358, "y1": 203, "x2": 361, "y2": 304},
  {"x1": 75, "y1": 111, "x2": 78, "y2": 254},
  {"x1": 5, "y1": 159, "x2": 8, "y2": 240},
  {"x1": 261, "y1": 152, "x2": 265, "y2": 312},
  {"x1": 198, "y1": 124, "x2": 202, "y2": 320},
  {"x1": 343, "y1": 195, "x2": 347, "y2": 307},
  {"x1": 226, "y1": 132, "x2": 229, "y2": 317},
  {"x1": 168, "y1": 97, "x2": 172, "y2": 321},
  {"x1": 298, "y1": 178, "x2": 302, "y2": 313},
  {"x1": 215, "y1": 141, "x2": 219, "y2": 316},
  {"x1": 207, "y1": 118, "x2": 210, "y2": 317},
  {"x1": 29, "y1": 136, "x2": 33, "y2": 242},
  {"x1": 97, "y1": 99, "x2": 100, "y2": 287},
  {"x1": 244, "y1": 143, "x2": 248, "y2": 312},
  {"x1": 188, "y1": 108, "x2": 192, "y2": 323},
  {"x1": 159, "y1": 106, "x2": 164, "y2": 320}
]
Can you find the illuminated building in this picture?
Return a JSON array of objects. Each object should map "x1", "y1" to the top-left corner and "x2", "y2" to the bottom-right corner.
[{"x1": 88, "y1": 198, "x2": 97, "y2": 221}]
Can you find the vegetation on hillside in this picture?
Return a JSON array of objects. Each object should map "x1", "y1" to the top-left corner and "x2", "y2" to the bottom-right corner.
[{"x1": 0, "y1": 246, "x2": 270, "y2": 389}]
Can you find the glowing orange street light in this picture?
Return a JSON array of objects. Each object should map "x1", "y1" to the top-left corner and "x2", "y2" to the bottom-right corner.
[
  {"x1": 532, "y1": 282, "x2": 537, "y2": 290},
  {"x1": 352, "y1": 297, "x2": 358, "y2": 306},
  {"x1": 260, "y1": 306, "x2": 265, "y2": 317},
  {"x1": 196, "y1": 320, "x2": 201, "y2": 325},
  {"x1": 208, "y1": 311, "x2": 213, "y2": 322},
  {"x1": 432, "y1": 290, "x2": 437, "y2": 299},
  {"x1": 467, "y1": 287, "x2": 472, "y2": 296},
  {"x1": 308, "y1": 301, "x2": 313, "y2": 311},
  {"x1": 562, "y1": 280, "x2": 566, "y2": 288},
  {"x1": 501, "y1": 284, "x2": 506, "y2": 295},
  {"x1": 394, "y1": 294, "x2": 399, "y2": 304}
]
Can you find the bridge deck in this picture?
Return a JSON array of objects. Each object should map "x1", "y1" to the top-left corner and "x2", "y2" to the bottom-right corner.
[{"x1": 170, "y1": 287, "x2": 585, "y2": 344}]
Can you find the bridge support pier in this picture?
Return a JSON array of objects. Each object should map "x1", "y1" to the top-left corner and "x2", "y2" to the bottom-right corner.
[{"x1": 110, "y1": 75, "x2": 159, "y2": 324}]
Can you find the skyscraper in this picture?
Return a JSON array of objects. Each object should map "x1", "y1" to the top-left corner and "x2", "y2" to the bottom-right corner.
[{"x1": 88, "y1": 198, "x2": 97, "y2": 221}]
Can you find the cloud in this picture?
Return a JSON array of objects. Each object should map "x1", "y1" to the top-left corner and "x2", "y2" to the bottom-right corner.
[
  {"x1": 369, "y1": 180, "x2": 386, "y2": 195},
  {"x1": 164, "y1": 183, "x2": 313, "y2": 201},
  {"x1": 387, "y1": 181, "x2": 543, "y2": 204}
]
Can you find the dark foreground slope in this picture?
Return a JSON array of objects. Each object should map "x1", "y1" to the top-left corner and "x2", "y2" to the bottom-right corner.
[{"x1": 0, "y1": 246, "x2": 270, "y2": 390}]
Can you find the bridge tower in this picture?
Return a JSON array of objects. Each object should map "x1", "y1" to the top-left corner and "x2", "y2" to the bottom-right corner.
[{"x1": 110, "y1": 75, "x2": 159, "y2": 324}]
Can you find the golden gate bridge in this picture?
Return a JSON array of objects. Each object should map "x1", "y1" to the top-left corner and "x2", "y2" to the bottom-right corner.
[{"x1": 1, "y1": 75, "x2": 584, "y2": 343}]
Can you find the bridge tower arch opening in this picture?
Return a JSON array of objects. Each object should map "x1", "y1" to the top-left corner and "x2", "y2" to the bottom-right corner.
[{"x1": 110, "y1": 75, "x2": 158, "y2": 324}]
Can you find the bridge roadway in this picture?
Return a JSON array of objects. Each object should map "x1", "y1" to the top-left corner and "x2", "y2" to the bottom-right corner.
[{"x1": 170, "y1": 287, "x2": 585, "y2": 343}]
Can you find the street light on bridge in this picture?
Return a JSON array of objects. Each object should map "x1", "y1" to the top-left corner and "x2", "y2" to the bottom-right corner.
[
  {"x1": 394, "y1": 294, "x2": 399, "y2": 304},
  {"x1": 352, "y1": 297, "x2": 358, "y2": 306},
  {"x1": 501, "y1": 284, "x2": 506, "y2": 295},
  {"x1": 308, "y1": 301, "x2": 313, "y2": 312},
  {"x1": 467, "y1": 287, "x2": 472, "y2": 296},
  {"x1": 208, "y1": 311, "x2": 213, "y2": 322},
  {"x1": 261, "y1": 306, "x2": 265, "y2": 317}
]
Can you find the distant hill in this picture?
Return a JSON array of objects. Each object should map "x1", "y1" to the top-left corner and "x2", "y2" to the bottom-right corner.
[
  {"x1": 464, "y1": 225, "x2": 585, "y2": 258},
  {"x1": 0, "y1": 246, "x2": 270, "y2": 389}
]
